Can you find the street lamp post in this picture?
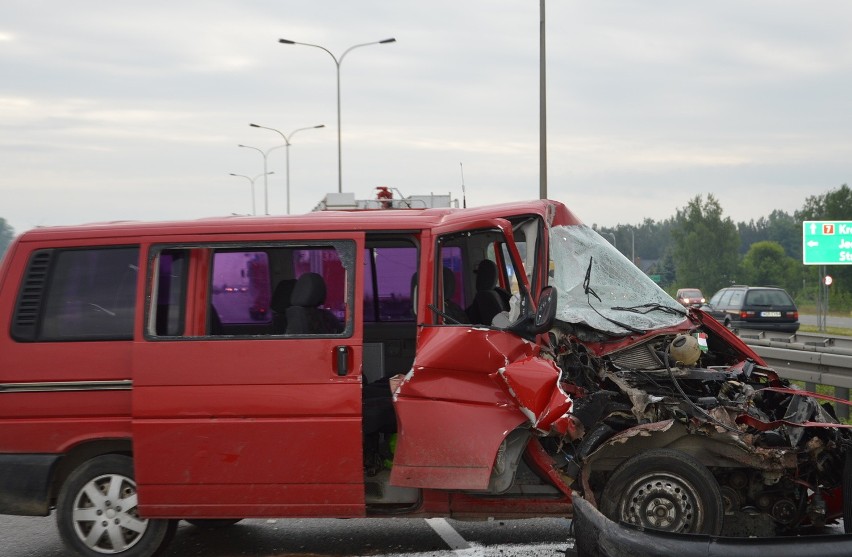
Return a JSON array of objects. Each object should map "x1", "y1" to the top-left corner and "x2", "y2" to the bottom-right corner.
[
  {"x1": 237, "y1": 144, "x2": 286, "y2": 215},
  {"x1": 278, "y1": 37, "x2": 396, "y2": 193},
  {"x1": 229, "y1": 171, "x2": 274, "y2": 216},
  {"x1": 539, "y1": 0, "x2": 548, "y2": 200},
  {"x1": 249, "y1": 123, "x2": 324, "y2": 214}
]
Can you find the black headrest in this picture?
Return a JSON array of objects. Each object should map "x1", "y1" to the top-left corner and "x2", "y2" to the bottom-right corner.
[
  {"x1": 270, "y1": 279, "x2": 297, "y2": 313},
  {"x1": 290, "y1": 273, "x2": 327, "y2": 307},
  {"x1": 475, "y1": 259, "x2": 498, "y2": 291},
  {"x1": 442, "y1": 267, "x2": 456, "y2": 298}
]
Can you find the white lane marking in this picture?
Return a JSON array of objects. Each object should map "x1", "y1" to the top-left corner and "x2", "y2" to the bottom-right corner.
[{"x1": 425, "y1": 518, "x2": 473, "y2": 551}]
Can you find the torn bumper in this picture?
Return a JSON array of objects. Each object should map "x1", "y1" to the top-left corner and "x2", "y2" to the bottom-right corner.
[{"x1": 572, "y1": 495, "x2": 852, "y2": 557}]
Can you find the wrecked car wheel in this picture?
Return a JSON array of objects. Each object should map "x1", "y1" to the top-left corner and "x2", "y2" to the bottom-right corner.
[{"x1": 599, "y1": 448, "x2": 723, "y2": 535}]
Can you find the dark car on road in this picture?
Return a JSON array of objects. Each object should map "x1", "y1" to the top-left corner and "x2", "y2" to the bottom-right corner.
[{"x1": 704, "y1": 285, "x2": 799, "y2": 332}]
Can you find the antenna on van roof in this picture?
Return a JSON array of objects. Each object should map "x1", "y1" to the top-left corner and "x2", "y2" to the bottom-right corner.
[{"x1": 460, "y1": 162, "x2": 467, "y2": 208}]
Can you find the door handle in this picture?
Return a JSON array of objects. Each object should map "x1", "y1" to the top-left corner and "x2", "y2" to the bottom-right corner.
[{"x1": 336, "y1": 346, "x2": 349, "y2": 376}]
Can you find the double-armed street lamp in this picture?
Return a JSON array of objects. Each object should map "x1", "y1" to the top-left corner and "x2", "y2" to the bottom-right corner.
[
  {"x1": 278, "y1": 37, "x2": 396, "y2": 193},
  {"x1": 229, "y1": 171, "x2": 274, "y2": 216},
  {"x1": 237, "y1": 144, "x2": 287, "y2": 215},
  {"x1": 249, "y1": 123, "x2": 324, "y2": 214}
]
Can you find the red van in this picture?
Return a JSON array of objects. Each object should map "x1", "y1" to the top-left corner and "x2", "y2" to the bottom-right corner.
[{"x1": 0, "y1": 200, "x2": 849, "y2": 557}]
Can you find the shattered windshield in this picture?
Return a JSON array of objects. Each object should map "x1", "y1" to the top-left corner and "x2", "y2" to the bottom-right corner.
[{"x1": 550, "y1": 225, "x2": 686, "y2": 336}]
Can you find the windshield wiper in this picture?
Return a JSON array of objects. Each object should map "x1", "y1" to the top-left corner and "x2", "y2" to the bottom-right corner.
[
  {"x1": 583, "y1": 256, "x2": 644, "y2": 334},
  {"x1": 611, "y1": 303, "x2": 687, "y2": 317},
  {"x1": 583, "y1": 256, "x2": 601, "y2": 302}
]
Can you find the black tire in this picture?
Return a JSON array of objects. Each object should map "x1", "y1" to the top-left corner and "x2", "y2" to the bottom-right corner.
[
  {"x1": 56, "y1": 455, "x2": 176, "y2": 557},
  {"x1": 185, "y1": 518, "x2": 242, "y2": 529},
  {"x1": 599, "y1": 448, "x2": 723, "y2": 535}
]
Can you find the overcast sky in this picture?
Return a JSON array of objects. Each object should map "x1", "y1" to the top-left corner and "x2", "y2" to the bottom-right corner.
[{"x1": 2, "y1": 1, "x2": 851, "y2": 235}]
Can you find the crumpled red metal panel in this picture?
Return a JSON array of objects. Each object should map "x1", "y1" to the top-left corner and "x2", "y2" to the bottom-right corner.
[{"x1": 491, "y1": 356, "x2": 576, "y2": 434}]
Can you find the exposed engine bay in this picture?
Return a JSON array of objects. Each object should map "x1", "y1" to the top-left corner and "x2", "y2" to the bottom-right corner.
[
  {"x1": 543, "y1": 318, "x2": 852, "y2": 536},
  {"x1": 529, "y1": 224, "x2": 852, "y2": 536}
]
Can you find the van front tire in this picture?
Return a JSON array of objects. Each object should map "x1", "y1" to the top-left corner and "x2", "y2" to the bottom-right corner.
[{"x1": 56, "y1": 455, "x2": 175, "y2": 557}]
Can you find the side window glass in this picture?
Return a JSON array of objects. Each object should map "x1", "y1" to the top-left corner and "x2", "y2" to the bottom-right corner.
[
  {"x1": 38, "y1": 247, "x2": 139, "y2": 341},
  {"x1": 498, "y1": 244, "x2": 521, "y2": 296},
  {"x1": 211, "y1": 252, "x2": 272, "y2": 326},
  {"x1": 152, "y1": 250, "x2": 188, "y2": 337},
  {"x1": 287, "y1": 247, "x2": 348, "y2": 335},
  {"x1": 148, "y1": 242, "x2": 354, "y2": 339},
  {"x1": 511, "y1": 217, "x2": 541, "y2": 293},
  {"x1": 440, "y1": 246, "x2": 467, "y2": 322},
  {"x1": 364, "y1": 246, "x2": 417, "y2": 322},
  {"x1": 709, "y1": 291, "x2": 723, "y2": 306},
  {"x1": 435, "y1": 228, "x2": 522, "y2": 326},
  {"x1": 718, "y1": 290, "x2": 733, "y2": 307},
  {"x1": 729, "y1": 291, "x2": 744, "y2": 307}
]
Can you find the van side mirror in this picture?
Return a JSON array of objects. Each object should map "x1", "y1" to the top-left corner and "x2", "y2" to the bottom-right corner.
[
  {"x1": 510, "y1": 286, "x2": 557, "y2": 339},
  {"x1": 531, "y1": 286, "x2": 557, "y2": 333}
]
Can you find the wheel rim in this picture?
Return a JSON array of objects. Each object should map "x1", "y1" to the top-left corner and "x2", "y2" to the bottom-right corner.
[
  {"x1": 71, "y1": 472, "x2": 149, "y2": 554},
  {"x1": 617, "y1": 472, "x2": 705, "y2": 532}
]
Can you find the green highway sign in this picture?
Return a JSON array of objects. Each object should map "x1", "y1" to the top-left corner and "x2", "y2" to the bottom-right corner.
[{"x1": 803, "y1": 221, "x2": 852, "y2": 265}]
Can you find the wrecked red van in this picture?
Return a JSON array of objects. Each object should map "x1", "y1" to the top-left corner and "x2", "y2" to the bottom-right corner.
[{"x1": 0, "y1": 199, "x2": 850, "y2": 557}]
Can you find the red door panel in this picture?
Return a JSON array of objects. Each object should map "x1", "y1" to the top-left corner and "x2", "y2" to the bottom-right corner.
[
  {"x1": 132, "y1": 234, "x2": 365, "y2": 518},
  {"x1": 390, "y1": 327, "x2": 534, "y2": 490},
  {"x1": 132, "y1": 339, "x2": 364, "y2": 517}
]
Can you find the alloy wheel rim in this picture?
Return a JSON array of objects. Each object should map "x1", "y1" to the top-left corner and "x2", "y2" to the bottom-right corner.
[{"x1": 71, "y1": 473, "x2": 149, "y2": 554}]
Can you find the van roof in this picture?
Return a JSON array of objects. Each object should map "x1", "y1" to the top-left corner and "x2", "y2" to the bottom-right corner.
[{"x1": 16, "y1": 199, "x2": 580, "y2": 242}]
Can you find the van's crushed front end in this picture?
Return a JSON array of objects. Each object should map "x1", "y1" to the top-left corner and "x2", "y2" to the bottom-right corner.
[{"x1": 542, "y1": 224, "x2": 852, "y2": 540}]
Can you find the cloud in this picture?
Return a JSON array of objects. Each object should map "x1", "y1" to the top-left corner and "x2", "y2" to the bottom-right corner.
[{"x1": 1, "y1": 1, "x2": 850, "y2": 236}]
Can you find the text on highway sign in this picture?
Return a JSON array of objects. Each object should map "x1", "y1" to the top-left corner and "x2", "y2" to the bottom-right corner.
[{"x1": 803, "y1": 221, "x2": 852, "y2": 265}]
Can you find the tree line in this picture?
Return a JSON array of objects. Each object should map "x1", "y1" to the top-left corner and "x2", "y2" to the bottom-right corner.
[{"x1": 596, "y1": 184, "x2": 852, "y2": 310}]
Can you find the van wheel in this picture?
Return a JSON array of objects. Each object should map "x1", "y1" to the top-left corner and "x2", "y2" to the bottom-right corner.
[
  {"x1": 56, "y1": 455, "x2": 175, "y2": 557},
  {"x1": 599, "y1": 448, "x2": 723, "y2": 535},
  {"x1": 723, "y1": 318, "x2": 732, "y2": 329},
  {"x1": 185, "y1": 519, "x2": 242, "y2": 529}
]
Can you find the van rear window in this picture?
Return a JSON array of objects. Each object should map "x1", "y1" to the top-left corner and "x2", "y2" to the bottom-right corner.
[{"x1": 12, "y1": 247, "x2": 139, "y2": 342}]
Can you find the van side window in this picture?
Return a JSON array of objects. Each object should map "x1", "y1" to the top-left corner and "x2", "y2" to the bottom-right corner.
[
  {"x1": 435, "y1": 229, "x2": 524, "y2": 326},
  {"x1": 211, "y1": 251, "x2": 272, "y2": 327},
  {"x1": 363, "y1": 246, "x2": 418, "y2": 322},
  {"x1": 147, "y1": 242, "x2": 354, "y2": 338},
  {"x1": 12, "y1": 247, "x2": 139, "y2": 342},
  {"x1": 439, "y1": 246, "x2": 467, "y2": 322},
  {"x1": 284, "y1": 247, "x2": 348, "y2": 335},
  {"x1": 153, "y1": 250, "x2": 189, "y2": 336}
]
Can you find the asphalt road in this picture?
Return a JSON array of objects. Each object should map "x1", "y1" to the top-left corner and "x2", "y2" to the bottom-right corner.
[
  {"x1": 0, "y1": 513, "x2": 575, "y2": 557},
  {"x1": 799, "y1": 313, "x2": 852, "y2": 330}
]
